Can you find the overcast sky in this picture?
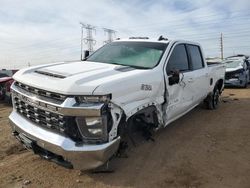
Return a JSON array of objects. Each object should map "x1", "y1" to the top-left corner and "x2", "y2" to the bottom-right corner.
[{"x1": 0, "y1": 0, "x2": 249, "y2": 69}]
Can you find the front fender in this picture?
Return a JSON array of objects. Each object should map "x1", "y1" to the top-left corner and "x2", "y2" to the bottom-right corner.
[{"x1": 114, "y1": 96, "x2": 164, "y2": 119}]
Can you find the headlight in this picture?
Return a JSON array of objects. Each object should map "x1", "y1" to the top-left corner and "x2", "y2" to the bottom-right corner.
[
  {"x1": 232, "y1": 73, "x2": 240, "y2": 78},
  {"x1": 75, "y1": 94, "x2": 111, "y2": 103},
  {"x1": 75, "y1": 116, "x2": 108, "y2": 142}
]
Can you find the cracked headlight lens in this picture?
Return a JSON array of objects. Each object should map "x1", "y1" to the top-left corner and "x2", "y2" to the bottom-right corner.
[
  {"x1": 75, "y1": 116, "x2": 108, "y2": 142},
  {"x1": 86, "y1": 117, "x2": 102, "y2": 126}
]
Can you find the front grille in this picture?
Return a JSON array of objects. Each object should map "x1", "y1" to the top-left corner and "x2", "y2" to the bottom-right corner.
[
  {"x1": 225, "y1": 72, "x2": 234, "y2": 80},
  {"x1": 225, "y1": 69, "x2": 242, "y2": 80},
  {"x1": 14, "y1": 81, "x2": 67, "y2": 102},
  {"x1": 13, "y1": 94, "x2": 82, "y2": 142}
]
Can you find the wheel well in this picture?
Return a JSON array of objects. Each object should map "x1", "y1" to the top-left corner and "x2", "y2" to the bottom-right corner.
[
  {"x1": 117, "y1": 105, "x2": 159, "y2": 137},
  {"x1": 127, "y1": 105, "x2": 159, "y2": 124}
]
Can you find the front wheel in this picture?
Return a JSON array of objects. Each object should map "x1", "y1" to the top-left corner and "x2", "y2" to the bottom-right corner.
[{"x1": 205, "y1": 86, "x2": 220, "y2": 110}]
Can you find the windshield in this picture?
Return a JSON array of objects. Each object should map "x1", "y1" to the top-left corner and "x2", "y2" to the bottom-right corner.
[
  {"x1": 0, "y1": 73, "x2": 9, "y2": 78},
  {"x1": 86, "y1": 42, "x2": 168, "y2": 69},
  {"x1": 224, "y1": 60, "x2": 243, "y2": 68}
]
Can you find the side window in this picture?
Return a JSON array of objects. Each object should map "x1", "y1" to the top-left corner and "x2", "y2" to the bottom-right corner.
[
  {"x1": 166, "y1": 44, "x2": 189, "y2": 75},
  {"x1": 187, "y1": 45, "x2": 204, "y2": 70}
]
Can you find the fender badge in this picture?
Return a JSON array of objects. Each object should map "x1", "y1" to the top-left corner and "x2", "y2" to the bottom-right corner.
[{"x1": 141, "y1": 84, "x2": 152, "y2": 91}]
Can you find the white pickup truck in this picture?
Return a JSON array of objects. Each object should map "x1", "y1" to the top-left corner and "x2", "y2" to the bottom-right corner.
[{"x1": 9, "y1": 37, "x2": 225, "y2": 170}]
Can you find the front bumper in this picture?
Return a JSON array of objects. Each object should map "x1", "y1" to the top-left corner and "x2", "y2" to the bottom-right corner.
[
  {"x1": 225, "y1": 78, "x2": 245, "y2": 87},
  {"x1": 9, "y1": 111, "x2": 120, "y2": 170}
]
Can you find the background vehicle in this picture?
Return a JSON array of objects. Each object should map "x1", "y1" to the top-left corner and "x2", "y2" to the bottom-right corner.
[
  {"x1": 0, "y1": 77, "x2": 13, "y2": 101},
  {"x1": 246, "y1": 59, "x2": 250, "y2": 82},
  {"x1": 223, "y1": 57, "x2": 249, "y2": 88},
  {"x1": 0, "y1": 70, "x2": 17, "y2": 102},
  {"x1": 9, "y1": 38, "x2": 225, "y2": 170}
]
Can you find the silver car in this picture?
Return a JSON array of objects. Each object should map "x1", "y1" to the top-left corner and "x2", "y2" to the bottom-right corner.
[{"x1": 224, "y1": 59, "x2": 249, "y2": 88}]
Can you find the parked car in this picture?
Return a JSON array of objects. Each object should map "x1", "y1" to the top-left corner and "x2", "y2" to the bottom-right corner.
[
  {"x1": 223, "y1": 58, "x2": 249, "y2": 88},
  {"x1": 0, "y1": 70, "x2": 17, "y2": 102},
  {"x1": 9, "y1": 38, "x2": 226, "y2": 170},
  {"x1": 246, "y1": 59, "x2": 250, "y2": 82},
  {"x1": 0, "y1": 72, "x2": 9, "y2": 78},
  {"x1": 0, "y1": 76, "x2": 13, "y2": 100}
]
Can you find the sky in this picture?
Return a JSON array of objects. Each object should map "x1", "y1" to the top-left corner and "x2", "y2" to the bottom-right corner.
[{"x1": 0, "y1": 0, "x2": 249, "y2": 69}]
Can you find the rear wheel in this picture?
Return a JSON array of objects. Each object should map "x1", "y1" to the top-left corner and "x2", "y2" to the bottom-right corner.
[{"x1": 205, "y1": 85, "x2": 220, "y2": 110}]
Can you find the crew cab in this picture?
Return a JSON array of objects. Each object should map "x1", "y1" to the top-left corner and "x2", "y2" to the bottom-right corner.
[{"x1": 9, "y1": 37, "x2": 225, "y2": 170}]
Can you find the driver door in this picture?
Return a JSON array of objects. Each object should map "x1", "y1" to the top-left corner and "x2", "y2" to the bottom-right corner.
[{"x1": 164, "y1": 44, "x2": 194, "y2": 124}]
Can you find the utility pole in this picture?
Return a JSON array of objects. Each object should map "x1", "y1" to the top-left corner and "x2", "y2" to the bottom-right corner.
[
  {"x1": 80, "y1": 23, "x2": 96, "y2": 60},
  {"x1": 103, "y1": 28, "x2": 116, "y2": 44},
  {"x1": 220, "y1": 33, "x2": 224, "y2": 60}
]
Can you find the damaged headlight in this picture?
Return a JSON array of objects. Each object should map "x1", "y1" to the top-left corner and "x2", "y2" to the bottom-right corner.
[
  {"x1": 75, "y1": 116, "x2": 108, "y2": 143},
  {"x1": 232, "y1": 73, "x2": 240, "y2": 78},
  {"x1": 74, "y1": 94, "x2": 112, "y2": 143},
  {"x1": 75, "y1": 94, "x2": 111, "y2": 103}
]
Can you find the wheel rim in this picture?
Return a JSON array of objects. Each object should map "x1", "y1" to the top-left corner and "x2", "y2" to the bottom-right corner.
[{"x1": 213, "y1": 89, "x2": 219, "y2": 107}]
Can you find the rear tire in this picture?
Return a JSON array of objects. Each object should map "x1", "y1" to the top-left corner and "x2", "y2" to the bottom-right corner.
[{"x1": 205, "y1": 85, "x2": 220, "y2": 110}]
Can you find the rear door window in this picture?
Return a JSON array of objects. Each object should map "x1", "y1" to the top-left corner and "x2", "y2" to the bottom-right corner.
[
  {"x1": 166, "y1": 44, "x2": 189, "y2": 75},
  {"x1": 187, "y1": 45, "x2": 204, "y2": 70}
]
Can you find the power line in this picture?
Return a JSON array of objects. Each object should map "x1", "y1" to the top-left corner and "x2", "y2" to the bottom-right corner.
[
  {"x1": 2, "y1": 29, "x2": 248, "y2": 54},
  {"x1": 123, "y1": 14, "x2": 250, "y2": 31},
  {"x1": 0, "y1": 37, "x2": 79, "y2": 52},
  {"x1": 1, "y1": 18, "x2": 249, "y2": 53},
  {"x1": 121, "y1": 10, "x2": 249, "y2": 29}
]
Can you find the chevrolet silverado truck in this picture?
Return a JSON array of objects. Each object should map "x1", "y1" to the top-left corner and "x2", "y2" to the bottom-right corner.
[{"x1": 9, "y1": 37, "x2": 226, "y2": 170}]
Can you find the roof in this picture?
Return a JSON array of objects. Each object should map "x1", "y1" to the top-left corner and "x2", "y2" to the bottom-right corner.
[
  {"x1": 114, "y1": 37, "x2": 201, "y2": 46},
  {"x1": 115, "y1": 38, "x2": 170, "y2": 44}
]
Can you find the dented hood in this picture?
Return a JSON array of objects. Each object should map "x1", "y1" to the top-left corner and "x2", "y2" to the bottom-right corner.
[{"x1": 13, "y1": 61, "x2": 147, "y2": 95}]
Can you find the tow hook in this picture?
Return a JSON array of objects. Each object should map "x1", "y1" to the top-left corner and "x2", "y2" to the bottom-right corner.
[{"x1": 12, "y1": 131, "x2": 19, "y2": 136}]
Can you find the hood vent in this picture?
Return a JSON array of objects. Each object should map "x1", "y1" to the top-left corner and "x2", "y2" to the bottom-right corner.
[
  {"x1": 114, "y1": 66, "x2": 135, "y2": 72},
  {"x1": 35, "y1": 70, "x2": 66, "y2": 79}
]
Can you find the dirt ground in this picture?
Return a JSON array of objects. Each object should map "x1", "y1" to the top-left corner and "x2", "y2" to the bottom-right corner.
[{"x1": 0, "y1": 87, "x2": 250, "y2": 188}]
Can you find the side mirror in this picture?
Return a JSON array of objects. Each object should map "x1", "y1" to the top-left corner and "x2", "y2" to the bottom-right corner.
[
  {"x1": 83, "y1": 50, "x2": 90, "y2": 60},
  {"x1": 168, "y1": 70, "x2": 180, "y2": 86}
]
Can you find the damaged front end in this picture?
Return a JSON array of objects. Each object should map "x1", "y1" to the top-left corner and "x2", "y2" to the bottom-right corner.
[{"x1": 9, "y1": 81, "x2": 121, "y2": 170}]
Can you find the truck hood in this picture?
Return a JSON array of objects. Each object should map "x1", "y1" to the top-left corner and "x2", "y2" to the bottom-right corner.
[{"x1": 13, "y1": 61, "x2": 149, "y2": 95}]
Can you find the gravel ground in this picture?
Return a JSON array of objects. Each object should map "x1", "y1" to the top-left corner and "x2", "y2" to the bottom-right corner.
[{"x1": 0, "y1": 87, "x2": 250, "y2": 188}]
